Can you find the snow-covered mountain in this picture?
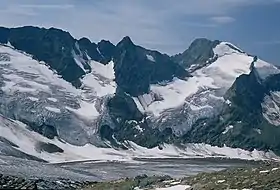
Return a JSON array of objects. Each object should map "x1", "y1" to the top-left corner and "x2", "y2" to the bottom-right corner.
[{"x1": 1, "y1": 26, "x2": 280, "y2": 162}]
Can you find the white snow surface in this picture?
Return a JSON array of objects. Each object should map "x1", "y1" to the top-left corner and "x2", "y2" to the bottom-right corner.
[
  {"x1": 45, "y1": 106, "x2": 61, "y2": 113},
  {"x1": 254, "y1": 59, "x2": 280, "y2": 79},
  {"x1": 146, "y1": 54, "x2": 156, "y2": 62},
  {"x1": 72, "y1": 42, "x2": 87, "y2": 72},
  {"x1": 66, "y1": 100, "x2": 99, "y2": 119},
  {"x1": 0, "y1": 45, "x2": 79, "y2": 95},
  {"x1": 47, "y1": 97, "x2": 58, "y2": 102},
  {"x1": 222, "y1": 125, "x2": 234, "y2": 134},
  {"x1": 259, "y1": 170, "x2": 270, "y2": 174},
  {"x1": 82, "y1": 60, "x2": 116, "y2": 97},
  {"x1": 28, "y1": 97, "x2": 39, "y2": 102},
  {"x1": 135, "y1": 42, "x2": 253, "y2": 116}
]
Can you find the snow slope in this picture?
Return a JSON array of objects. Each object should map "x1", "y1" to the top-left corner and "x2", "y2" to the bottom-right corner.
[
  {"x1": 82, "y1": 60, "x2": 116, "y2": 98},
  {"x1": 254, "y1": 59, "x2": 280, "y2": 80},
  {"x1": 134, "y1": 42, "x2": 253, "y2": 117},
  {"x1": 0, "y1": 44, "x2": 116, "y2": 145}
]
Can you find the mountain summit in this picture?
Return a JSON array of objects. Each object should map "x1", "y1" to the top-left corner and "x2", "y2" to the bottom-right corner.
[{"x1": 0, "y1": 26, "x2": 279, "y2": 162}]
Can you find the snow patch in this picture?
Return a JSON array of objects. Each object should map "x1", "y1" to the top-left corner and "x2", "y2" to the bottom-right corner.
[
  {"x1": 45, "y1": 106, "x2": 61, "y2": 113},
  {"x1": 254, "y1": 129, "x2": 262, "y2": 135},
  {"x1": 190, "y1": 104, "x2": 213, "y2": 111},
  {"x1": 28, "y1": 97, "x2": 39, "y2": 102},
  {"x1": 222, "y1": 125, "x2": 234, "y2": 134},
  {"x1": 47, "y1": 97, "x2": 58, "y2": 102},
  {"x1": 170, "y1": 181, "x2": 181, "y2": 185},
  {"x1": 146, "y1": 54, "x2": 155, "y2": 62},
  {"x1": 138, "y1": 93, "x2": 155, "y2": 110},
  {"x1": 66, "y1": 101, "x2": 99, "y2": 119},
  {"x1": 91, "y1": 60, "x2": 115, "y2": 80},
  {"x1": 259, "y1": 170, "x2": 269, "y2": 174},
  {"x1": 82, "y1": 60, "x2": 116, "y2": 97},
  {"x1": 72, "y1": 42, "x2": 87, "y2": 72},
  {"x1": 155, "y1": 185, "x2": 191, "y2": 190},
  {"x1": 133, "y1": 97, "x2": 145, "y2": 113},
  {"x1": 134, "y1": 125, "x2": 144, "y2": 133},
  {"x1": 225, "y1": 99, "x2": 231, "y2": 105}
]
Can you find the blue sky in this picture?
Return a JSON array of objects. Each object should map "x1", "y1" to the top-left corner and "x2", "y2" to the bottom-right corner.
[{"x1": 0, "y1": 0, "x2": 280, "y2": 64}]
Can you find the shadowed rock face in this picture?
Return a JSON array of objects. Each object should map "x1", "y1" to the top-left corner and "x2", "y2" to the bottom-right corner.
[
  {"x1": 114, "y1": 36, "x2": 189, "y2": 96},
  {"x1": 172, "y1": 38, "x2": 220, "y2": 71}
]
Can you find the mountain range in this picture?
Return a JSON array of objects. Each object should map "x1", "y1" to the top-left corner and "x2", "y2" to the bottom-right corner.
[{"x1": 0, "y1": 26, "x2": 280, "y2": 162}]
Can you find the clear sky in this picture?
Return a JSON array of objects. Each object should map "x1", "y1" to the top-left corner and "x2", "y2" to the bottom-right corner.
[{"x1": 0, "y1": 0, "x2": 280, "y2": 64}]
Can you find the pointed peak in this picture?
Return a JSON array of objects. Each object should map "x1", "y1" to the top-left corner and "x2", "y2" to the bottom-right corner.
[
  {"x1": 122, "y1": 36, "x2": 133, "y2": 43},
  {"x1": 117, "y1": 36, "x2": 135, "y2": 47},
  {"x1": 190, "y1": 38, "x2": 220, "y2": 48},
  {"x1": 98, "y1": 39, "x2": 114, "y2": 47},
  {"x1": 78, "y1": 37, "x2": 93, "y2": 45}
]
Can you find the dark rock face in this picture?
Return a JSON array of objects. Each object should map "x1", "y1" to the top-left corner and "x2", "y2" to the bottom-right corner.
[
  {"x1": 36, "y1": 142, "x2": 64, "y2": 153},
  {"x1": 105, "y1": 91, "x2": 176, "y2": 148},
  {"x1": 78, "y1": 37, "x2": 101, "y2": 63},
  {"x1": 107, "y1": 90, "x2": 143, "y2": 122},
  {"x1": 19, "y1": 119, "x2": 58, "y2": 140},
  {"x1": 0, "y1": 27, "x2": 9, "y2": 44},
  {"x1": 97, "y1": 40, "x2": 116, "y2": 64},
  {"x1": 172, "y1": 38, "x2": 220, "y2": 71},
  {"x1": 78, "y1": 38, "x2": 116, "y2": 65},
  {"x1": 114, "y1": 36, "x2": 189, "y2": 96},
  {"x1": 8, "y1": 26, "x2": 85, "y2": 85}
]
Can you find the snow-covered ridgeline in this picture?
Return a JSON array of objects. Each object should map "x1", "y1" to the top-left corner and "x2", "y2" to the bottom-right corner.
[
  {"x1": 253, "y1": 59, "x2": 280, "y2": 80},
  {"x1": 0, "y1": 114, "x2": 278, "y2": 163}
]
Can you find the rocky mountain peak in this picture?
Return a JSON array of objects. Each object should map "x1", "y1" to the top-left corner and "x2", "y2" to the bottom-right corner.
[
  {"x1": 116, "y1": 36, "x2": 135, "y2": 49},
  {"x1": 97, "y1": 40, "x2": 116, "y2": 64},
  {"x1": 172, "y1": 38, "x2": 220, "y2": 71}
]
